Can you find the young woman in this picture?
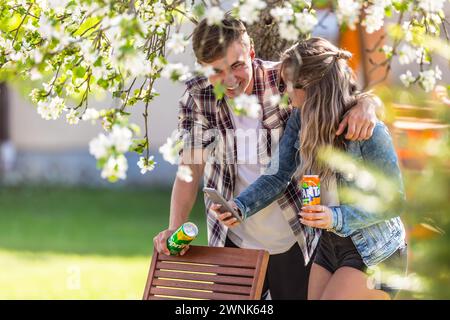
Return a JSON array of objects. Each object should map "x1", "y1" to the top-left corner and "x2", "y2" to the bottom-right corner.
[{"x1": 212, "y1": 37, "x2": 408, "y2": 300}]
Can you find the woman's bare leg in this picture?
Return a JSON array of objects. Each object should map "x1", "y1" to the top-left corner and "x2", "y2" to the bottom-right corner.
[
  {"x1": 308, "y1": 263, "x2": 333, "y2": 300},
  {"x1": 320, "y1": 267, "x2": 390, "y2": 300}
]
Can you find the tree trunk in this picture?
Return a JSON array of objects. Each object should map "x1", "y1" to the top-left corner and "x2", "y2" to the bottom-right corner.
[{"x1": 246, "y1": 0, "x2": 295, "y2": 61}]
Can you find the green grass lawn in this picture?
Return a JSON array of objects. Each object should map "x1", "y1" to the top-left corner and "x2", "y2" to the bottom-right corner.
[{"x1": 0, "y1": 186, "x2": 208, "y2": 299}]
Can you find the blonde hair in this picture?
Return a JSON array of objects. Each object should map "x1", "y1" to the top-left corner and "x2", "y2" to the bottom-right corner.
[{"x1": 280, "y1": 37, "x2": 367, "y2": 185}]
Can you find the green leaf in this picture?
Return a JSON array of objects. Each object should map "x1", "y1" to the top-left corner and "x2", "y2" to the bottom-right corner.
[
  {"x1": 392, "y1": 0, "x2": 409, "y2": 11},
  {"x1": 74, "y1": 66, "x2": 86, "y2": 78},
  {"x1": 192, "y1": 4, "x2": 205, "y2": 19},
  {"x1": 97, "y1": 78, "x2": 109, "y2": 89},
  {"x1": 385, "y1": 7, "x2": 392, "y2": 18},
  {"x1": 93, "y1": 57, "x2": 102, "y2": 67},
  {"x1": 213, "y1": 83, "x2": 225, "y2": 100},
  {"x1": 128, "y1": 97, "x2": 137, "y2": 106},
  {"x1": 96, "y1": 158, "x2": 107, "y2": 169},
  {"x1": 72, "y1": 16, "x2": 101, "y2": 37},
  {"x1": 131, "y1": 139, "x2": 147, "y2": 154}
]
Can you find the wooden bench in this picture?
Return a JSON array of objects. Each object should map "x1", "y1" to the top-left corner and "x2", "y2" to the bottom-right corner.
[{"x1": 143, "y1": 245, "x2": 270, "y2": 300}]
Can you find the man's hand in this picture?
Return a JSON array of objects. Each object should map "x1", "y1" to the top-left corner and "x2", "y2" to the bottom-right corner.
[
  {"x1": 153, "y1": 229, "x2": 190, "y2": 256},
  {"x1": 211, "y1": 202, "x2": 241, "y2": 228},
  {"x1": 336, "y1": 98, "x2": 378, "y2": 141}
]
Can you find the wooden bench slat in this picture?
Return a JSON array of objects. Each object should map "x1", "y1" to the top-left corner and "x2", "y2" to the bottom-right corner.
[
  {"x1": 158, "y1": 246, "x2": 261, "y2": 268},
  {"x1": 147, "y1": 295, "x2": 187, "y2": 300},
  {"x1": 152, "y1": 278, "x2": 252, "y2": 295},
  {"x1": 154, "y1": 270, "x2": 253, "y2": 286},
  {"x1": 156, "y1": 261, "x2": 255, "y2": 277},
  {"x1": 150, "y1": 287, "x2": 246, "y2": 300}
]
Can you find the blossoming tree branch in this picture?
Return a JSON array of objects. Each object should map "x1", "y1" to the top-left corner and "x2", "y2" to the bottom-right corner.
[{"x1": 0, "y1": 0, "x2": 448, "y2": 182}]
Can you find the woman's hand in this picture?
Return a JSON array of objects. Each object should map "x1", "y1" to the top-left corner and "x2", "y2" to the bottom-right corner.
[
  {"x1": 211, "y1": 201, "x2": 241, "y2": 228},
  {"x1": 300, "y1": 205, "x2": 333, "y2": 229}
]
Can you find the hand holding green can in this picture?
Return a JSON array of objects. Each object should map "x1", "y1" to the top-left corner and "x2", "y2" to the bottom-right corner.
[{"x1": 166, "y1": 222, "x2": 198, "y2": 255}]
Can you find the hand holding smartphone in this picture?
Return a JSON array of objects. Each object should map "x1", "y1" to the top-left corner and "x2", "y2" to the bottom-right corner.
[{"x1": 203, "y1": 187, "x2": 243, "y2": 222}]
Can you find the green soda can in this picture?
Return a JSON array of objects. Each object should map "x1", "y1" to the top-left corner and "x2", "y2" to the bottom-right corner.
[{"x1": 167, "y1": 222, "x2": 198, "y2": 255}]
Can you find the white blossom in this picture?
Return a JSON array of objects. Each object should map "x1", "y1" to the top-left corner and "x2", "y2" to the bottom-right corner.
[
  {"x1": 30, "y1": 68, "x2": 42, "y2": 80},
  {"x1": 416, "y1": 47, "x2": 430, "y2": 64},
  {"x1": 123, "y1": 51, "x2": 153, "y2": 77},
  {"x1": 37, "y1": 96, "x2": 66, "y2": 120},
  {"x1": 355, "y1": 170, "x2": 377, "y2": 191},
  {"x1": 205, "y1": 6, "x2": 225, "y2": 25},
  {"x1": 159, "y1": 131, "x2": 182, "y2": 165},
  {"x1": 101, "y1": 117, "x2": 113, "y2": 131},
  {"x1": 399, "y1": 70, "x2": 415, "y2": 87},
  {"x1": 270, "y1": 5, "x2": 294, "y2": 23},
  {"x1": 82, "y1": 108, "x2": 100, "y2": 123},
  {"x1": 137, "y1": 156, "x2": 156, "y2": 174},
  {"x1": 103, "y1": 16, "x2": 123, "y2": 42},
  {"x1": 336, "y1": 0, "x2": 362, "y2": 30},
  {"x1": 29, "y1": 89, "x2": 41, "y2": 103},
  {"x1": 269, "y1": 94, "x2": 281, "y2": 106},
  {"x1": 78, "y1": 39, "x2": 98, "y2": 65},
  {"x1": 363, "y1": 1, "x2": 390, "y2": 34},
  {"x1": 435, "y1": 65, "x2": 443, "y2": 80},
  {"x1": 177, "y1": 165, "x2": 193, "y2": 183},
  {"x1": 167, "y1": 33, "x2": 189, "y2": 54},
  {"x1": 101, "y1": 155, "x2": 128, "y2": 181},
  {"x1": 398, "y1": 44, "x2": 416, "y2": 65},
  {"x1": 66, "y1": 109, "x2": 79, "y2": 125},
  {"x1": 69, "y1": 6, "x2": 84, "y2": 24},
  {"x1": 194, "y1": 63, "x2": 216, "y2": 78},
  {"x1": 237, "y1": 0, "x2": 267, "y2": 25},
  {"x1": 46, "y1": 0, "x2": 71, "y2": 15},
  {"x1": 0, "y1": 36, "x2": 12, "y2": 51},
  {"x1": 38, "y1": 16, "x2": 56, "y2": 40},
  {"x1": 161, "y1": 63, "x2": 191, "y2": 82},
  {"x1": 295, "y1": 10, "x2": 318, "y2": 34},
  {"x1": 419, "y1": 0, "x2": 445, "y2": 13},
  {"x1": 278, "y1": 22, "x2": 300, "y2": 41},
  {"x1": 402, "y1": 21, "x2": 413, "y2": 42},
  {"x1": 24, "y1": 19, "x2": 37, "y2": 32},
  {"x1": 431, "y1": 13, "x2": 442, "y2": 24},
  {"x1": 8, "y1": 50, "x2": 24, "y2": 62},
  {"x1": 110, "y1": 125, "x2": 133, "y2": 153},
  {"x1": 89, "y1": 133, "x2": 112, "y2": 159},
  {"x1": 33, "y1": 49, "x2": 43, "y2": 64},
  {"x1": 381, "y1": 45, "x2": 393, "y2": 56},
  {"x1": 419, "y1": 68, "x2": 440, "y2": 92},
  {"x1": 150, "y1": 2, "x2": 167, "y2": 27},
  {"x1": 234, "y1": 94, "x2": 261, "y2": 118}
]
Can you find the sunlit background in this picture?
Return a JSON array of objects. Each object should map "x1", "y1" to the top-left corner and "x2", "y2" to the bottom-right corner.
[{"x1": 0, "y1": 1, "x2": 449, "y2": 299}]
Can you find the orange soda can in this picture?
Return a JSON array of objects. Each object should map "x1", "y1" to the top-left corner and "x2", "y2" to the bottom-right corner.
[{"x1": 300, "y1": 175, "x2": 321, "y2": 212}]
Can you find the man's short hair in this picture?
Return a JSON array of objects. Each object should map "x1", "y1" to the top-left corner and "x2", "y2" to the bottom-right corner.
[{"x1": 192, "y1": 14, "x2": 250, "y2": 63}]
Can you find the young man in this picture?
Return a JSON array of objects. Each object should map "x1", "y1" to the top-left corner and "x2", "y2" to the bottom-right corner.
[{"x1": 153, "y1": 16, "x2": 380, "y2": 299}]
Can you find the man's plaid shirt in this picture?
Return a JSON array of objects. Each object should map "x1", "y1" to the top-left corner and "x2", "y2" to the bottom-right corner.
[{"x1": 178, "y1": 59, "x2": 320, "y2": 265}]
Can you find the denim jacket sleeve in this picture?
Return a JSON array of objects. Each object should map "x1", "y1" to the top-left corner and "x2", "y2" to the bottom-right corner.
[
  {"x1": 234, "y1": 109, "x2": 301, "y2": 219},
  {"x1": 331, "y1": 121, "x2": 406, "y2": 236}
]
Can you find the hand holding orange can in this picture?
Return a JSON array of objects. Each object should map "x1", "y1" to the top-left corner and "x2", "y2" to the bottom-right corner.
[{"x1": 300, "y1": 175, "x2": 321, "y2": 213}]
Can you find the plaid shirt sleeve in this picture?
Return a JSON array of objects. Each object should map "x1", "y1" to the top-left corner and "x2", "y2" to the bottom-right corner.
[{"x1": 178, "y1": 90, "x2": 216, "y2": 155}]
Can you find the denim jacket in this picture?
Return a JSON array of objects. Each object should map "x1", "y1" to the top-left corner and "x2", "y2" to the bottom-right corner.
[{"x1": 234, "y1": 108, "x2": 406, "y2": 267}]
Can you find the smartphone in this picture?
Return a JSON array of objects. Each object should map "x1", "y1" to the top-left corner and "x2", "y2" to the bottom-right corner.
[{"x1": 203, "y1": 187, "x2": 243, "y2": 222}]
